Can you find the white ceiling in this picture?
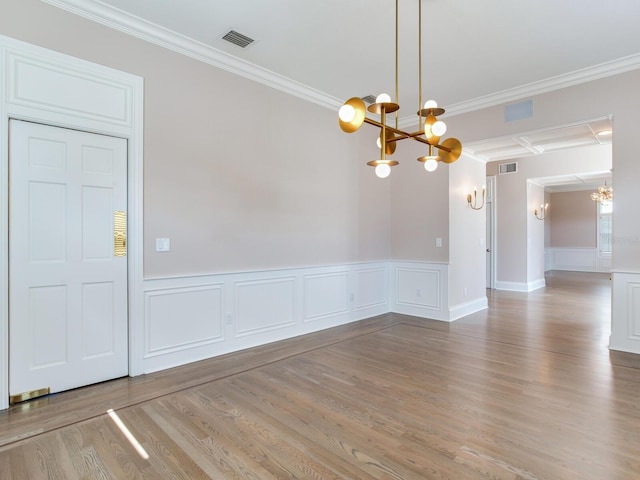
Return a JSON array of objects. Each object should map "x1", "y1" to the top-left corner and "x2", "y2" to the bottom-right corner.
[
  {"x1": 47, "y1": 0, "x2": 634, "y2": 187},
  {"x1": 48, "y1": 0, "x2": 640, "y2": 113}
]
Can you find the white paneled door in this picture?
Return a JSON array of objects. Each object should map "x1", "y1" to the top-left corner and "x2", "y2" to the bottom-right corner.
[{"x1": 9, "y1": 120, "x2": 128, "y2": 402}]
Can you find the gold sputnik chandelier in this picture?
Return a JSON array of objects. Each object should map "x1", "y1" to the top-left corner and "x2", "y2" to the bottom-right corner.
[
  {"x1": 590, "y1": 182, "x2": 612, "y2": 204},
  {"x1": 337, "y1": 0, "x2": 462, "y2": 178}
]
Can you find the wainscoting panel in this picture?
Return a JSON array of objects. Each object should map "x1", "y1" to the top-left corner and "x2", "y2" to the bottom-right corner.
[
  {"x1": 235, "y1": 277, "x2": 296, "y2": 337},
  {"x1": 633, "y1": 282, "x2": 640, "y2": 339},
  {"x1": 391, "y1": 262, "x2": 449, "y2": 321},
  {"x1": 396, "y1": 267, "x2": 440, "y2": 309},
  {"x1": 144, "y1": 285, "x2": 224, "y2": 358},
  {"x1": 545, "y1": 248, "x2": 611, "y2": 273},
  {"x1": 354, "y1": 266, "x2": 389, "y2": 312},
  {"x1": 140, "y1": 262, "x2": 464, "y2": 373},
  {"x1": 303, "y1": 271, "x2": 350, "y2": 322},
  {"x1": 600, "y1": 255, "x2": 613, "y2": 271},
  {"x1": 141, "y1": 262, "x2": 391, "y2": 374},
  {"x1": 611, "y1": 271, "x2": 640, "y2": 354}
]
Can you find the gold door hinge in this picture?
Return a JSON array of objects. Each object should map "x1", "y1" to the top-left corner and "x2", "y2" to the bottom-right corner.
[
  {"x1": 10, "y1": 387, "x2": 51, "y2": 404},
  {"x1": 114, "y1": 210, "x2": 127, "y2": 257}
]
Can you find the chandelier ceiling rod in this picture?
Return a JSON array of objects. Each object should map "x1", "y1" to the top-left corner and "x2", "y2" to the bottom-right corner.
[
  {"x1": 418, "y1": 0, "x2": 423, "y2": 126},
  {"x1": 395, "y1": 0, "x2": 399, "y2": 129},
  {"x1": 337, "y1": 0, "x2": 463, "y2": 178}
]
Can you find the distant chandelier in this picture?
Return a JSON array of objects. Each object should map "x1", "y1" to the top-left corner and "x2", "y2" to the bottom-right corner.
[
  {"x1": 337, "y1": 0, "x2": 462, "y2": 178},
  {"x1": 590, "y1": 182, "x2": 612, "y2": 204}
]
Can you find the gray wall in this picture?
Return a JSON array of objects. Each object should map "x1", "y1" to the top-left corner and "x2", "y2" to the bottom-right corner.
[{"x1": 550, "y1": 191, "x2": 598, "y2": 248}]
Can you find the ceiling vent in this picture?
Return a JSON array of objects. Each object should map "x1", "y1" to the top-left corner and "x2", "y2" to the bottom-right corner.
[
  {"x1": 498, "y1": 162, "x2": 518, "y2": 174},
  {"x1": 362, "y1": 95, "x2": 377, "y2": 104},
  {"x1": 221, "y1": 30, "x2": 254, "y2": 48}
]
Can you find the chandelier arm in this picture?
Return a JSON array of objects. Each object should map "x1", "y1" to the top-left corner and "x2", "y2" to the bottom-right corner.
[
  {"x1": 363, "y1": 119, "x2": 415, "y2": 143},
  {"x1": 407, "y1": 130, "x2": 428, "y2": 139},
  {"x1": 363, "y1": 117, "x2": 400, "y2": 132},
  {"x1": 407, "y1": 131, "x2": 453, "y2": 151},
  {"x1": 386, "y1": 135, "x2": 411, "y2": 144},
  {"x1": 434, "y1": 144, "x2": 453, "y2": 153},
  {"x1": 362, "y1": 118, "x2": 454, "y2": 152}
]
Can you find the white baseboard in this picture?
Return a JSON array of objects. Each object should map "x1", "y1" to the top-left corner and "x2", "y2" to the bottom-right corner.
[
  {"x1": 495, "y1": 279, "x2": 545, "y2": 292},
  {"x1": 528, "y1": 278, "x2": 546, "y2": 291},
  {"x1": 449, "y1": 297, "x2": 489, "y2": 321}
]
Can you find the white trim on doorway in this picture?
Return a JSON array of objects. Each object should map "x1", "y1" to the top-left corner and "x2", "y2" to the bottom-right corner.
[
  {"x1": 0, "y1": 34, "x2": 144, "y2": 410},
  {"x1": 486, "y1": 175, "x2": 497, "y2": 290}
]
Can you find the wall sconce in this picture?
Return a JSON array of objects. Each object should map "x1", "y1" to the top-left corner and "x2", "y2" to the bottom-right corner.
[
  {"x1": 534, "y1": 203, "x2": 548, "y2": 220},
  {"x1": 467, "y1": 185, "x2": 485, "y2": 210}
]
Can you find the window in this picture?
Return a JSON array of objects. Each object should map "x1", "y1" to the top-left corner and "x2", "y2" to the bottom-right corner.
[{"x1": 598, "y1": 202, "x2": 612, "y2": 254}]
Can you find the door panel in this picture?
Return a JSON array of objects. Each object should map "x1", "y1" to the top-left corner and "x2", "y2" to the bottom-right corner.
[{"x1": 9, "y1": 120, "x2": 128, "y2": 400}]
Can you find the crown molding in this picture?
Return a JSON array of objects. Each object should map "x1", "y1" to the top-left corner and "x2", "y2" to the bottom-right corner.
[
  {"x1": 444, "y1": 53, "x2": 640, "y2": 116},
  {"x1": 41, "y1": 0, "x2": 343, "y2": 110},
  {"x1": 43, "y1": 0, "x2": 640, "y2": 117},
  {"x1": 461, "y1": 151, "x2": 487, "y2": 164},
  {"x1": 527, "y1": 179, "x2": 547, "y2": 189}
]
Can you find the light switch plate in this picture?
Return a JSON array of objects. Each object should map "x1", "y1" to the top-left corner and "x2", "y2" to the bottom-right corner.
[{"x1": 156, "y1": 237, "x2": 170, "y2": 252}]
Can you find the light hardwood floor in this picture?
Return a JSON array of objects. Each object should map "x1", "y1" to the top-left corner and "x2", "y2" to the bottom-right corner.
[{"x1": 1, "y1": 271, "x2": 639, "y2": 479}]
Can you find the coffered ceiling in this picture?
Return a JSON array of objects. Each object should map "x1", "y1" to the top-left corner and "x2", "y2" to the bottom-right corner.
[{"x1": 464, "y1": 116, "x2": 613, "y2": 163}]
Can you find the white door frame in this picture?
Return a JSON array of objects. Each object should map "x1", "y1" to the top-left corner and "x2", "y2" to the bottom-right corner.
[
  {"x1": 0, "y1": 34, "x2": 144, "y2": 410},
  {"x1": 486, "y1": 175, "x2": 497, "y2": 290}
]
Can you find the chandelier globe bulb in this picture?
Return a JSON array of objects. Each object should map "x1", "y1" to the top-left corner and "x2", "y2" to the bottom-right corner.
[
  {"x1": 375, "y1": 163, "x2": 391, "y2": 178},
  {"x1": 424, "y1": 157, "x2": 439, "y2": 172},
  {"x1": 432, "y1": 120, "x2": 447, "y2": 137},
  {"x1": 338, "y1": 104, "x2": 356, "y2": 122}
]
